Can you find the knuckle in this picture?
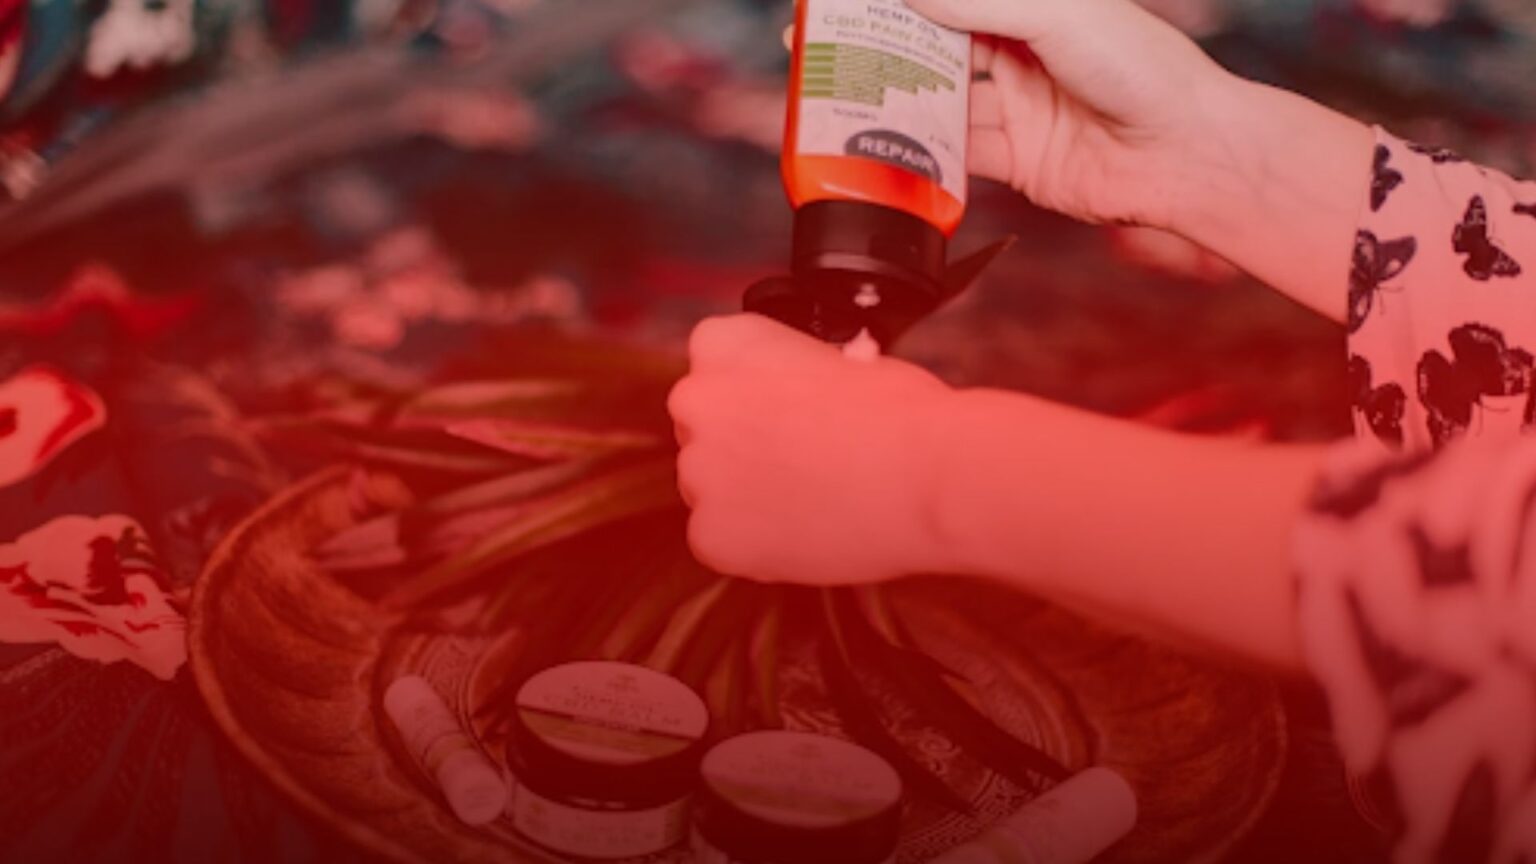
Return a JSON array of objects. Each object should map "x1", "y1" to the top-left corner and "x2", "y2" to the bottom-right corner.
[
  {"x1": 675, "y1": 446, "x2": 706, "y2": 489},
  {"x1": 686, "y1": 509, "x2": 739, "y2": 576},
  {"x1": 674, "y1": 460, "x2": 698, "y2": 509},
  {"x1": 688, "y1": 316, "x2": 735, "y2": 363},
  {"x1": 666, "y1": 377, "x2": 698, "y2": 422}
]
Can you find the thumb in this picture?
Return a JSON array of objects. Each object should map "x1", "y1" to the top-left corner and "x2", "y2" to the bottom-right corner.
[
  {"x1": 906, "y1": 0, "x2": 1175, "y2": 63},
  {"x1": 906, "y1": 0, "x2": 1209, "y2": 122}
]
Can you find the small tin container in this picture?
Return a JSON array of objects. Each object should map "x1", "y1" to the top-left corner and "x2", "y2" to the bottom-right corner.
[
  {"x1": 692, "y1": 730, "x2": 904, "y2": 864},
  {"x1": 506, "y1": 660, "x2": 709, "y2": 861}
]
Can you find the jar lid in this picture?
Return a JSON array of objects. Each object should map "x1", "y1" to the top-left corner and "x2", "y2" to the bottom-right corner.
[
  {"x1": 510, "y1": 661, "x2": 709, "y2": 802},
  {"x1": 694, "y1": 731, "x2": 904, "y2": 864}
]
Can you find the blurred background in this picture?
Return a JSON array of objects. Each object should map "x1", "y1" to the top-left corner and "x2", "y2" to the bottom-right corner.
[{"x1": 6, "y1": 0, "x2": 1536, "y2": 442}]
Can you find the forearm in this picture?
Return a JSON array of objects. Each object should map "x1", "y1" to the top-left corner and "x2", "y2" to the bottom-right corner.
[
  {"x1": 1165, "y1": 75, "x2": 1374, "y2": 322},
  {"x1": 924, "y1": 387, "x2": 1325, "y2": 672}
]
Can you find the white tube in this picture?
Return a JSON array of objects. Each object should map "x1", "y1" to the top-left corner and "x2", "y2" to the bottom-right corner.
[
  {"x1": 383, "y1": 675, "x2": 509, "y2": 826},
  {"x1": 933, "y1": 767, "x2": 1138, "y2": 864}
]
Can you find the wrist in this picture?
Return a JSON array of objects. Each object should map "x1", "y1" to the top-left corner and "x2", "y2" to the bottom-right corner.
[
  {"x1": 910, "y1": 386, "x2": 1055, "y2": 582},
  {"x1": 908, "y1": 384, "x2": 979, "y2": 577},
  {"x1": 1149, "y1": 70, "x2": 1271, "y2": 240},
  {"x1": 1084, "y1": 46, "x2": 1254, "y2": 235},
  {"x1": 1159, "y1": 74, "x2": 1374, "y2": 318}
]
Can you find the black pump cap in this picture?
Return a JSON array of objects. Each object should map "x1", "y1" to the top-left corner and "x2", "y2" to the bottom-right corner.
[
  {"x1": 745, "y1": 200, "x2": 949, "y2": 348},
  {"x1": 791, "y1": 200, "x2": 947, "y2": 290},
  {"x1": 743, "y1": 270, "x2": 937, "y2": 347},
  {"x1": 747, "y1": 200, "x2": 1014, "y2": 351}
]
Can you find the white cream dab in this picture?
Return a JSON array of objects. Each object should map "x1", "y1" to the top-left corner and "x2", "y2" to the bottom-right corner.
[{"x1": 843, "y1": 328, "x2": 881, "y2": 362}]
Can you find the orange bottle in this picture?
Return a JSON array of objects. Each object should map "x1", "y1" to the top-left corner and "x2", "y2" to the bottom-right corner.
[
  {"x1": 783, "y1": 0, "x2": 970, "y2": 234},
  {"x1": 747, "y1": 0, "x2": 974, "y2": 350}
]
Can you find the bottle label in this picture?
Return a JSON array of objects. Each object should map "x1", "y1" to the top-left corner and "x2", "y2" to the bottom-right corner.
[
  {"x1": 510, "y1": 785, "x2": 689, "y2": 860},
  {"x1": 798, "y1": 0, "x2": 971, "y2": 204}
]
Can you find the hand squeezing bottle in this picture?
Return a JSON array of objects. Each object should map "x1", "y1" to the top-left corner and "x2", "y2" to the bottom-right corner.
[{"x1": 746, "y1": 0, "x2": 1009, "y2": 354}]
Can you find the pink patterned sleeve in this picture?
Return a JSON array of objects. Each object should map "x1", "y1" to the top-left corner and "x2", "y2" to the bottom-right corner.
[
  {"x1": 1298, "y1": 128, "x2": 1536, "y2": 862},
  {"x1": 1347, "y1": 128, "x2": 1536, "y2": 453},
  {"x1": 1296, "y1": 441, "x2": 1536, "y2": 863}
]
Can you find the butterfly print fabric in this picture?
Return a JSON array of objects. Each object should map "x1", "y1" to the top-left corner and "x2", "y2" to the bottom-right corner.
[
  {"x1": 1297, "y1": 443, "x2": 1536, "y2": 863},
  {"x1": 1453, "y1": 197, "x2": 1522, "y2": 281},
  {"x1": 1407, "y1": 141, "x2": 1467, "y2": 164},
  {"x1": 1349, "y1": 355, "x2": 1406, "y2": 446},
  {"x1": 1298, "y1": 129, "x2": 1536, "y2": 862},
  {"x1": 1417, "y1": 323, "x2": 1535, "y2": 445},
  {"x1": 1350, "y1": 231, "x2": 1416, "y2": 333},
  {"x1": 1345, "y1": 130, "x2": 1536, "y2": 452},
  {"x1": 1372, "y1": 145, "x2": 1403, "y2": 212}
]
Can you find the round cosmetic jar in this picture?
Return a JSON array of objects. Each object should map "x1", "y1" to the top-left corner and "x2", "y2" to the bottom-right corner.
[
  {"x1": 692, "y1": 730, "x2": 904, "y2": 864},
  {"x1": 506, "y1": 660, "x2": 709, "y2": 861}
]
